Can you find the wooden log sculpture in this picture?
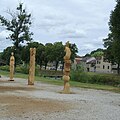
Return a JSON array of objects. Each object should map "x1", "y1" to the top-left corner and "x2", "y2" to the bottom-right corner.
[
  {"x1": 28, "y1": 48, "x2": 36, "y2": 85},
  {"x1": 9, "y1": 52, "x2": 15, "y2": 81},
  {"x1": 62, "y1": 41, "x2": 71, "y2": 94}
]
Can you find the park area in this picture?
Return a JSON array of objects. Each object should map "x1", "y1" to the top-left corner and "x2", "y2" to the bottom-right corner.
[{"x1": 0, "y1": 73, "x2": 120, "y2": 120}]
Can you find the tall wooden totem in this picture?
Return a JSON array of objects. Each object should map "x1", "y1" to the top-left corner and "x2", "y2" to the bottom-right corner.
[
  {"x1": 63, "y1": 41, "x2": 71, "y2": 94},
  {"x1": 9, "y1": 52, "x2": 15, "y2": 81},
  {"x1": 28, "y1": 48, "x2": 36, "y2": 85}
]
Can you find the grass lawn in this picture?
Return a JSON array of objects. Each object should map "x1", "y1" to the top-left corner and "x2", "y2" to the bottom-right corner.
[{"x1": 0, "y1": 70, "x2": 120, "y2": 93}]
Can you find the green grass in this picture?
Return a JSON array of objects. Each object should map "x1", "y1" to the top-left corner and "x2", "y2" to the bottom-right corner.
[
  {"x1": 88, "y1": 72, "x2": 120, "y2": 78},
  {"x1": 0, "y1": 70, "x2": 120, "y2": 93}
]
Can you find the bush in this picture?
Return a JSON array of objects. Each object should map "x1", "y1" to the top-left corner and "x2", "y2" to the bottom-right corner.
[
  {"x1": 15, "y1": 65, "x2": 29, "y2": 74},
  {"x1": 70, "y1": 64, "x2": 120, "y2": 86},
  {"x1": 70, "y1": 64, "x2": 90, "y2": 82},
  {"x1": 0, "y1": 65, "x2": 9, "y2": 71},
  {"x1": 88, "y1": 74, "x2": 120, "y2": 86}
]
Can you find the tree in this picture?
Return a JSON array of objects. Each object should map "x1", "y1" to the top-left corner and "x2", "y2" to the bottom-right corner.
[
  {"x1": 53, "y1": 42, "x2": 64, "y2": 71},
  {"x1": 21, "y1": 42, "x2": 40, "y2": 64},
  {"x1": 0, "y1": 3, "x2": 33, "y2": 65},
  {"x1": 69, "y1": 43, "x2": 78, "y2": 62},
  {"x1": 36, "y1": 43, "x2": 45, "y2": 70},
  {"x1": 90, "y1": 48, "x2": 104, "y2": 58},
  {"x1": 103, "y1": 0, "x2": 120, "y2": 74},
  {"x1": 90, "y1": 48, "x2": 104, "y2": 55},
  {"x1": 91, "y1": 51, "x2": 104, "y2": 58},
  {"x1": 1, "y1": 47, "x2": 14, "y2": 65}
]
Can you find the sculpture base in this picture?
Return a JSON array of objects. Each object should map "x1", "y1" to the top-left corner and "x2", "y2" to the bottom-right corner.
[
  {"x1": 62, "y1": 82, "x2": 71, "y2": 94},
  {"x1": 8, "y1": 79, "x2": 14, "y2": 81},
  {"x1": 60, "y1": 90, "x2": 74, "y2": 94},
  {"x1": 61, "y1": 90, "x2": 71, "y2": 94},
  {"x1": 28, "y1": 81, "x2": 34, "y2": 85}
]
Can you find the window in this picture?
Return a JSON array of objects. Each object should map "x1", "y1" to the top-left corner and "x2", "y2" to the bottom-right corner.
[
  {"x1": 103, "y1": 65, "x2": 105, "y2": 69},
  {"x1": 108, "y1": 66, "x2": 109, "y2": 69},
  {"x1": 97, "y1": 61, "x2": 100, "y2": 64}
]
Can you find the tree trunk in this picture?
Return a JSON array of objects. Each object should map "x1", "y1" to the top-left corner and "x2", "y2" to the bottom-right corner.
[
  {"x1": 39, "y1": 61, "x2": 42, "y2": 70},
  {"x1": 117, "y1": 63, "x2": 120, "y2": 74},
  {"x1": 62, "y1": 62, "x2": 64, "y2": 72},
  {"x1": 39, "y1": 65, "x2": 42, "y2": 70},
  {"x1": 55, "y1": 61, "x2": 59, "y2": 71},
  {"x1": 45, "y1": 62, "x2": 47, "y2": 70}
]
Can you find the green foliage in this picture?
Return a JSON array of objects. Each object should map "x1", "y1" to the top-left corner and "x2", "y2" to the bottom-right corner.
[
  {"x1": 90, "y1": 48, "x2": 104, "y2": 55},
  {"x1": 16, "y1": 65, "x2": 29, "y2": 74},
  {"x1": 91, "y1": 51, "x2": 104, "y2": 58},
  {"x1": 1, "y1": 46, "x2": 24, "y2": 65},
  {"x1": 70, "y1": 64, "x2": 90, "y2": 82},
  {"x1": 69, "y1": 43, "x2": 78, "y2": 62},
  {"x1": 103, "y1": 0, "x2": 120, "y2": 74},
  {"x1": 0, "y1": 47, "x2": 13, "y2": 65},
  {"x1": 43, "y1": 43, "x2": 54, "y2": 69},
  {"x1": 53, "y1": 42, "x2": 64, "y2": 70},
  {"x1": 21, "y1": 42, "x2": 42, "y2": 64},
  {"x1": 89, "y1": 74, "x2": 120, "y2": 86},
  {"x1": 85, "y1": 48, "x2": 104, "y2": 58},
  {"x1": 0, "y1": 65, "x2": 9, "y2": 71},
  {"x1": 70, "y1": 64, "x2": 120, "y2": 86},
  {"x1": 0, "y1": 3, "x2": 33, "y2": 48},
  {"x1": 36, "y1": 43, "x2": 45, "y2": 69},
  {"x1": 39, "y1": 69, "x2": 63, "y2": 77},
  {"x1": 0, "y1": 2, "x2": 33, "y2": 65}
]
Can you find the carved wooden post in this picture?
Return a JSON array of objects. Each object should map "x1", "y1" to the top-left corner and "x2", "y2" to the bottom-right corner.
[
  {"x1": 62, "y1": 41, "x2": 71, "y2": 94},
  {"x1": 28, "y1": 48, "x2": 36, "y2": 85},
  {"x1": 9, "y1": 52, "x2": 15, "y2": 81}
]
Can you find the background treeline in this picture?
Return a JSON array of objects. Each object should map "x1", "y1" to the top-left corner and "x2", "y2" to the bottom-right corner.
[{"x1": 0, "y1": 41, "x2": 78, "y2": 71}]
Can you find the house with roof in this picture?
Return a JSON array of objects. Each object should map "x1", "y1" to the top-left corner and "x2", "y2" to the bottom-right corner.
[
  {"x1": 85, "y1": 56, "x2": 112, "y2": 73},
  {"x1": 73, "y1": 56, "x2": 119, "y2": 74}
]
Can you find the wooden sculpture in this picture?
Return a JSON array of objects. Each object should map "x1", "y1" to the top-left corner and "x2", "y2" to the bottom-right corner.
[
  {"x1": 28, "y1": 48, "x2": 36, "y2": 85},
  {"x1": 9, "y1": 52, "x2": 15, "y2": 81},
  {"x1": 62, "y1": 41, "x2": 71, "y2": 93}
]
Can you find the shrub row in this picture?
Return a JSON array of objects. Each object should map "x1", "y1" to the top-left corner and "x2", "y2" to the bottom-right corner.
[
  {"x1": 70, "y1": 70, "x2": 120, "y2": 87},
  {"x1": 0, "y1": 65, "x2": 63, "y2": 76}
]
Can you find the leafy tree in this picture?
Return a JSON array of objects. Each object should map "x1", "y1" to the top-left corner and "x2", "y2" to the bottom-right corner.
[
  {"x1": 69, "y1": 43, "x2": 78, "y2": 62},
  {"x1": 103, "y1": 0, "x2": 120, "y2": 74},
  {"x1": 84, "y1": 53, "x2": 91, "y2": 57},
  {"x1": 84, "y1": 49, "x2": 104, "y2": 58},
  {"x1": 53, "y1": 42, "x2": 64, "y2": 71},
  {"x1": 1, "y1": 47, "x2": 14, "y2": 65},
  {"x1": 21, "y1": 42, "x2": 40, "y2": 64},
  {"x1": 21, "y1": 45, "x2": 30, "y2": 64},
  {"x1": 44, "y1": 43, "x2": 53, "y2": 70},
  {"x1": 0, "y1": 3, "x2": 33, "y2": 65},
  {"x1": 90, "y1": 48, "x2": 104, "y2": 55},
  {"x1": 36, "y1": 43, "x2": 45, "y2": 70},
  {"x1": 91, "y1": 51, "x2": 104, "y2": 58}
]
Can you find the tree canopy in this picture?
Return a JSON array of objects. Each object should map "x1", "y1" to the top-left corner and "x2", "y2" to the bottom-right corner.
[
  {"x1": 0, "y1": 3, "x2": 33, "y2": 65},
  {"x1": 1, "y1": 41, "x2": 78, "y2": 71},
  {"x1": 103, "y1": 0, "x2": 120, "y2": 74}
]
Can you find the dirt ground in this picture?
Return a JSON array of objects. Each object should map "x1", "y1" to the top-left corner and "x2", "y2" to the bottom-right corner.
[
  {"x1": 0, "y1": 76, "x2": 120, "y2": 120},
  {"x1": 0, "y1": 78, "x2": 71, "y2": 119}
]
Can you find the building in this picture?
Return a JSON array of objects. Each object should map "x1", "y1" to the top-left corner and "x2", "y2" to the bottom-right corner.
[{"x1": 85, "y1": 56, "x2": 120, "y2": 73}]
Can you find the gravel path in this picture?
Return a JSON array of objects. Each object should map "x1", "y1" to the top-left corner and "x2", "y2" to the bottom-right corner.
[{"x1": 0, "y1": 76, "x2": 120, "y2": 120}]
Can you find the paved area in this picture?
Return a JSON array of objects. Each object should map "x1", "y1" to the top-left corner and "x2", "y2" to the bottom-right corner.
[{"x1": 0, "y1": 76, "x2": 120, "y2": 120}]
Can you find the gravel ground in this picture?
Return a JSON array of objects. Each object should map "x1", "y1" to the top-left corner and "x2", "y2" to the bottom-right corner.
[{"x1": 0, "y1": 76, "x2": 120, "y2": 120}]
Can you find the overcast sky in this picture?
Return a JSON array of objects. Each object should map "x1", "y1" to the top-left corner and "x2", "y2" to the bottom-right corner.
[{"x1": 0, "y1": 0, "x2": 116, "y2": 56}]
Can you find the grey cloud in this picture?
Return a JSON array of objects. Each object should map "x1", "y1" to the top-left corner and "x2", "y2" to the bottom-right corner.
[
  {"x1": 0, "y1": 30, "x2": 9, "y2": 39},
  {"x1": 0, "y1": 38, "x2": 12, "y2": 51},
  {"x1": 59, "y1": 30, "x2": 86, "y2": 39},
  {"x1": 0, "y1": 0, "x2": 116, "y2": 55}
]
